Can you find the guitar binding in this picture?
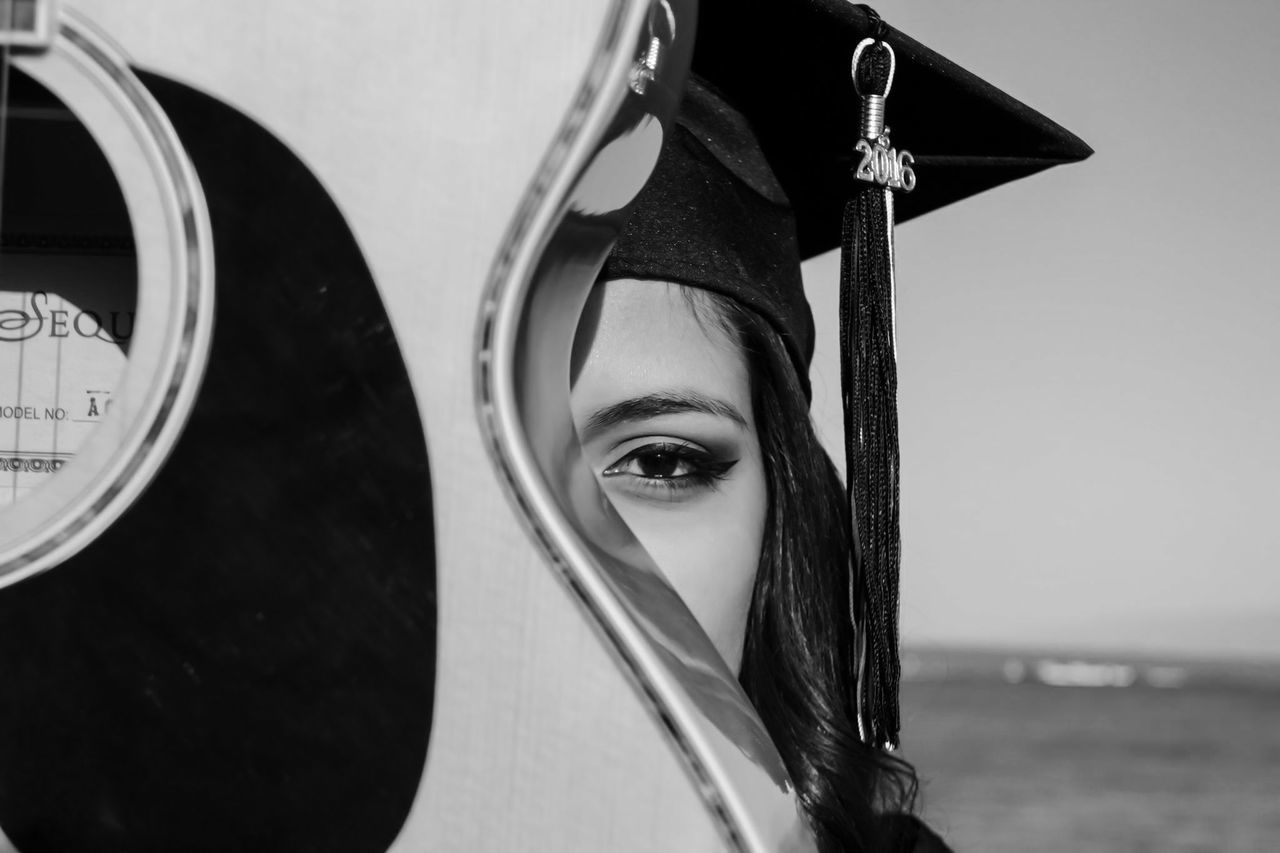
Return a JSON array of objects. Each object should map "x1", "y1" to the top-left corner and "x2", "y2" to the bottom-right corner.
[{"x1": 473, "y1": 0, "x2": 814, "y2": 849}]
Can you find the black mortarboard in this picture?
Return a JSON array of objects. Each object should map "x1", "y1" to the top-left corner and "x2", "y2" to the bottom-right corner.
[{"x1": 604, "y1": 2, "x2": 1091, "y2": 749}]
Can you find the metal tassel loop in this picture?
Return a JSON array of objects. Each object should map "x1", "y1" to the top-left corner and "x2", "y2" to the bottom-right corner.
[
  {"x1": 852, "y1": 37, "x2": 893, "y2": 138},
  {"x1": 850, "y1": 38, "x2": 915, "y2": 193}
]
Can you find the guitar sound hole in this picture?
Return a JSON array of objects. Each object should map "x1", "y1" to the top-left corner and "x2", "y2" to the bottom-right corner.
[
  {"x1": 0, "y1": 59, "x2": 435, "y2": 852},
  {"x1": 0, "y1": 68, "x2": 137, "y2": 508}
]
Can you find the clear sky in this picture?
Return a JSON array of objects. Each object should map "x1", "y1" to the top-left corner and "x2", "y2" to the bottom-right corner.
[{"x1": 803, "y1": 1, "x2": 1280, "y2": 660}]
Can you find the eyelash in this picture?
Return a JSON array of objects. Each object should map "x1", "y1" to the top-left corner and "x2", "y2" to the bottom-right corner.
[{"x1": 601, "y1": 441, "x2": 738, "y2": 495}]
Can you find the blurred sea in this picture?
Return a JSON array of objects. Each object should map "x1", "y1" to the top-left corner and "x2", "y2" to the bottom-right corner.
[{"x1": 898, "y1": 647, "x2": 1280, "y2": 853}]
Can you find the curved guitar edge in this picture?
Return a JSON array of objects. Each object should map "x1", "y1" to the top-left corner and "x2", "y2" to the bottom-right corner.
[{"x1": 474, "y1": 0, "x2": 817, "y2": 850}]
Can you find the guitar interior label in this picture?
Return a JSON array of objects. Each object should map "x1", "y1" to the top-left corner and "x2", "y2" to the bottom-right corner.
[{"x1": 0, "y1": 254, "x2": 135, "y2": 507}]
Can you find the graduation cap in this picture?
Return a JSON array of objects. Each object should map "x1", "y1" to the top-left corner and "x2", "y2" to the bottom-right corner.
[{"x1": 604, "y1": 1, "x2": 1091, "y2": 749}]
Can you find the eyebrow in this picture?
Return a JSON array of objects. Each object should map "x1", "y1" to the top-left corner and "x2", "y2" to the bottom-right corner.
[{"x1": 581, "y1": 391, "x2": 748, "y2": 442}]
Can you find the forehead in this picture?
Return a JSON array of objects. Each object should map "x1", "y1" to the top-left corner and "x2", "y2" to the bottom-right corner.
[{"x1": 571, "y1": 280, "x2": 748, "y2": 412}]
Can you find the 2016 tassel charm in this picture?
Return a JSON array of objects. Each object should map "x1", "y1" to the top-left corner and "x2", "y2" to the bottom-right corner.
[{"x1": 841, "y1": 36, "x2": 914, "y2": 751}]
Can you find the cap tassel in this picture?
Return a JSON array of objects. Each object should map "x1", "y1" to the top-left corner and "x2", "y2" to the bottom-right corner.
[{"x1": 841, "y1": 36, "x2": 914, "y2": 750}]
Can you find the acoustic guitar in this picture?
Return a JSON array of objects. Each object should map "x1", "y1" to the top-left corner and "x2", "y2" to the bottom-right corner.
[{"x1": 0, "y1": 1, "x2": 813, "y2": 850}]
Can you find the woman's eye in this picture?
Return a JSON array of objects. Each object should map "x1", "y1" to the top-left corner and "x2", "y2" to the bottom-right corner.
[
  {"x1": 621, "y1": 449, "x2": 688, "y2": 479},
  {"x1": 601, "y1": 442, "x2": 737, "y2": 496}
]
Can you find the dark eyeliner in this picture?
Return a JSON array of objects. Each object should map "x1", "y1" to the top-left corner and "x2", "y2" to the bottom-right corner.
[{"x1": 602, "y1": 442, "x2": 738, "y2": 492}]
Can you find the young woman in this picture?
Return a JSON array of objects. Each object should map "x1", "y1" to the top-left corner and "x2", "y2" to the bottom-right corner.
[
  {"x1": 573, "y1": 277, "x2": 925, "y2": 851},
  {"x1": 571, "y1": 4, "x2": 1090, "y2": 847},
  {"x1": 571, "y1": 76, "x2": 935, "y2": 852}
]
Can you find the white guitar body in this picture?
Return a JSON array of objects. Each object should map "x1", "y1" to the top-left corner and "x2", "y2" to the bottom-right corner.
[{"x1": 0, "y1": 2, "x2": 813, "y2": 850}]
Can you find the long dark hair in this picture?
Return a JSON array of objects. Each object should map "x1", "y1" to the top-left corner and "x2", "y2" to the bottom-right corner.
[{"x1": 687, "y1": 288, "x2": 918, "y2": 853}]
